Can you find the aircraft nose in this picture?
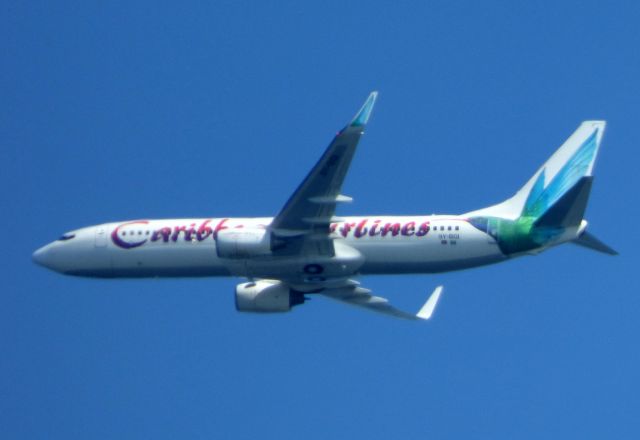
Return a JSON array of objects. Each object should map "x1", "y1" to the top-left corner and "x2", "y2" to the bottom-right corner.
[{"x1": 32, "y1": 245, "x2": 51, "y2": 268}]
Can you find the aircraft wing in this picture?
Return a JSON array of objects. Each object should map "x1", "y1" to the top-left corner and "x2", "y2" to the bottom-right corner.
[
  {"x1": 321, "y1": 285, "x2": 444, "y2": 321},
  {"x1": 265, "y1": 92, "x2": 442, "y2": 321},
  {"x1": 269, "y1": 92, "x2": 378, "y2": 256}
]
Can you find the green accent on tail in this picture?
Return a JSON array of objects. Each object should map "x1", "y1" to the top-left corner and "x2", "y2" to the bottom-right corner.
[
  {"x1": 470, "y1": 215, "x2": 559, "y2": 255},
  {"x1": 471, "y1": 176, "x2": 593, "y2": 255}
]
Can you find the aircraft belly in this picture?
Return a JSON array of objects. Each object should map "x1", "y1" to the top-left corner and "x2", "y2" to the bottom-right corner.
[
  {"x1": 358, "y1": 253, "x2": 505, "y2": 274},
  {"x1": 352, "y1": 232, "x2": 505, "y2": 274}
]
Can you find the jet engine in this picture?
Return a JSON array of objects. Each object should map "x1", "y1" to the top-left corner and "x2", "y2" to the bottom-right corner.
[
  {"x1": 216, "y1": 228, "x2": 271, "y2": 259},
  {"x1": 235, "y1": 280, "x2": 305, "y2": 313}
]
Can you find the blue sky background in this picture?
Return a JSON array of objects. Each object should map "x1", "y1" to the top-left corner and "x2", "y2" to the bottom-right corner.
[{"x1": 3, "y1": 1, "x2": 640, "y2": 438}]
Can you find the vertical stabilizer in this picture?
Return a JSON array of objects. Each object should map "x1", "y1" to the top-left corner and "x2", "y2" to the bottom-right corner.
[
  {"x1": 466, "y1": 121, "x2": 606, "y2": 221},
  {"x1": 466, "y1": 121, "x2": 609, "y2": 255}
]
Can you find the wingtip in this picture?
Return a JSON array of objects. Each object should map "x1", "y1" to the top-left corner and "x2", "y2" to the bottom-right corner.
[
  {"x1": 350, "y1": 91, "x2": 378, "y2": 127},
  {"x1": 416, "y1": 285, "x2": 444, "y2": 320}
]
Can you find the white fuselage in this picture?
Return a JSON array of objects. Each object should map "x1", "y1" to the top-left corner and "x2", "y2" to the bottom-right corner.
[
  {"x1": 30, "y1": 95, "x2": 612, "y2": 319},
  {"x1": 32, "y1": 215, "x2": 507, "y2": 279}
]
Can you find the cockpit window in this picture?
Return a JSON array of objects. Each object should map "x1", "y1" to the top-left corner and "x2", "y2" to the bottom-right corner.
[{"x1": 58, "y1": 233, "x2": 76, "y2": 241}]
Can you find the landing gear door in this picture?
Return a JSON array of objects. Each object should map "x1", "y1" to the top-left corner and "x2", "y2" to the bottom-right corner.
[{"x1": 95, "y1": 226, "x2": 108, "y2": 248}]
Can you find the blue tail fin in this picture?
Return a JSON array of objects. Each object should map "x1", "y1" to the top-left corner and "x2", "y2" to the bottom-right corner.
[
  {"x1": 466, "y1": 121, "x2": 606, "y2": 224},
  {"x1": 523, "y1": 126, "x2": 601, "y2": 227}
]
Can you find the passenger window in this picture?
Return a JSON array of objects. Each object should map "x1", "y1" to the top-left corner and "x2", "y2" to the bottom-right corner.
[
  {"x1": 448, "y1": 226, "x2": 452, "y2": 231},
  {"x1": 455, "y1": 226, "x2": 459, "y2": 231}
]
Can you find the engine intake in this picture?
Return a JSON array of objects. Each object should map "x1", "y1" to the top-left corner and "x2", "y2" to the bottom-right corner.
[{"x1": 235, "y1": 280, "x2": 305, "y2": 313}]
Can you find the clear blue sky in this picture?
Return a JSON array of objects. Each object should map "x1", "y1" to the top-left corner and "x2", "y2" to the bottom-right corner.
[{"x1": 3, "y1": 1, "x2": 639, "y2": 438}]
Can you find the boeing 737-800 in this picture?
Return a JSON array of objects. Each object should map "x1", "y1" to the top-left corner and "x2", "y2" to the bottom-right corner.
[{"x1": 32, "y1": 92, "x2": 616, "y2": 320}]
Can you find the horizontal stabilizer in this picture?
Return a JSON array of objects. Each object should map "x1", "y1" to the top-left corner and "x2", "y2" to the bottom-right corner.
[{"x1": 572, "y1": 231, "x2": 618, "y2": 255}]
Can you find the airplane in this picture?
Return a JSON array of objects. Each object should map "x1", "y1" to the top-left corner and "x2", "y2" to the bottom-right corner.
[{"x1": 32, "y1": 92, "x2": 617, "y2": 320}]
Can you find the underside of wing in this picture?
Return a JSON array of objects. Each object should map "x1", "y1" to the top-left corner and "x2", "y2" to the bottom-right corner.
[
  {"x1": 321, "y1": 284, "x2": 444, "y2": 321},
  {"x1": 230, "y1": 93, "x2": 447, "y2": 321},
  {"x1": 269, "y1": 92, "x2": 378, "y2": 257}
]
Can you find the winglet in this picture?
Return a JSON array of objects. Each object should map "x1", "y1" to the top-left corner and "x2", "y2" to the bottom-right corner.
[
  {"x1": 349, "y1": 91, "x2": 378, "y2": 127},
  {"x1": 416, "y1": 286, "x2": 444, "y2": 320}
]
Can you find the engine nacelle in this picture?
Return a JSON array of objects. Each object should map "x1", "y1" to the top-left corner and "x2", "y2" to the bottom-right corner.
[
  {"x1": 235, "y1": 280, "x2": 305, "y2": 313},
  {"x1": 216, "y1": 228, "x2": 271, "y2": 259}
]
